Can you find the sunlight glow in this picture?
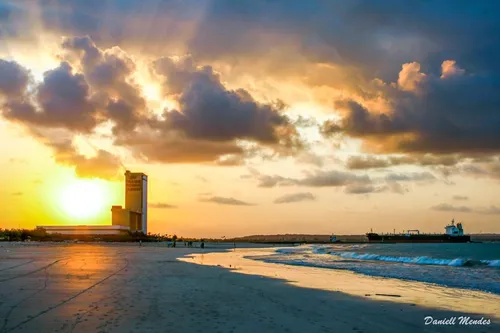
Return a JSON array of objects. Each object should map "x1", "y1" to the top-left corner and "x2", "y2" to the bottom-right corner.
[{"x1": 58, "y1": 180, "x2": 109, "y2": 219}]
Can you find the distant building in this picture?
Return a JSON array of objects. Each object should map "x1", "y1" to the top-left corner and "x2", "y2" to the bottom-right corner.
[
  {"x1": 38, "y1": 225, "x2": 130, "y2": 236},
  {"x1": 111, "y1": 170, "x2": 148, "y2": 234},
  {"x1": 38, "y1": 170, "x2": 148, "y2": 236}
]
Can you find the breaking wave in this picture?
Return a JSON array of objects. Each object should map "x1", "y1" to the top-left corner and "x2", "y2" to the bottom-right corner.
[
  {"x1": 329, "y1": 251, "x2": 500, "y2": 267},
  {"x1": 284, "y1": 247, "x2": 500, "y2": 268},
  {"x1": 259, "y1": 244, "x2": 500, "y2": 294}
]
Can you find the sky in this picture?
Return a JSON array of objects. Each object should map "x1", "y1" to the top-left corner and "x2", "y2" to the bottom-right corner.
[{"x1": 1, "y1": 0, "x2": 500, "y2": 237}]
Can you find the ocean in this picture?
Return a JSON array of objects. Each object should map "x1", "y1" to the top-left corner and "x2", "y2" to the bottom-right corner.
[{"x1": 246, "y1": 243, "x2": 500, "y2": 294}]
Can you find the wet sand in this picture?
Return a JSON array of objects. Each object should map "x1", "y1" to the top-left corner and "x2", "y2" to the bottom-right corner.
[{"x1": 0, "y1": 243, "x2": 498, "y2": 333}]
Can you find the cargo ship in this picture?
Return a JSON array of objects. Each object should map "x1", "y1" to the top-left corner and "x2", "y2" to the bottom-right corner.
[{"x1": 366, "y1": 219, "x2": 471, "y2": 243}]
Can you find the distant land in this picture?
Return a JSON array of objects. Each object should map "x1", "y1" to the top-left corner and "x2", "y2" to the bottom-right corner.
[
  {"x1": 228, "y1": 234, "x2": 500, "y2": 243},
  {"x1": 2, "y1": 228, "x2": 500, "y2": 243}
]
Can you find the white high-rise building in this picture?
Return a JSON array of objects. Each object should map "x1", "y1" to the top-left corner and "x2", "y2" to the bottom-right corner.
[{"x1": 111, "y1": 170, "x2": 148, "y2": 234}]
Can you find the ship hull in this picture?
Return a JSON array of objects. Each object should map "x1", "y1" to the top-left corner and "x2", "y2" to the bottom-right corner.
[{"x1": 366, "y1": 233, "x2": 471, "y2": 243}]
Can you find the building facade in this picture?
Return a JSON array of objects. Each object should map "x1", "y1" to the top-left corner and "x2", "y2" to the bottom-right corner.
[{"x1": 111, "y1": 170, "x2": 148, "y2": 234}]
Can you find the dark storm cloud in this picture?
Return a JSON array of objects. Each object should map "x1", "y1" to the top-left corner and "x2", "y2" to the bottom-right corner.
[
  {"x1": 3, "y1": 62, "x2": 100, "y2": 133},
  {"x1": 5, "y1": 1, "x2": 500, "y2": 81},
  {"x1": 3, "y1": 1, "x2": 500, "y2": 170},
  {"x1": 36, "y1": 0, "x2": 202, "y2": 51},
  {"x1": 109, "y1": 55, "x2": 303, "y2": 164},
  {"x1": 200, "y1": 196, "x2": 254, "y2": 206},
  {"x1": 61, "y1": 36, "x2": 146, "y2": 134},
  {"x1": 431, "y1": 203, "x2": 500, "y2": 215},
  {"x1": 0, "y1": 2, "x2": 24, "y2": 38},
  {"x1": 0, "y1": 59, "x2": 30, "y2": 99},
  {"x1": 0, "y1": 3, "x2": 12, "y2": 20},
  {"x1": 152, "y1": 56, "x2": 298, "y2": 145},
  {"x1": 323, "y1": 61, "x2": 500, "y2": 155},
  {"x1": 273, "y1": 192, "x2": 315, "y2": 204},
  {"x1": 0, "y1": 34, "x2": 304, "y2": 173},
  {"x1": 0, "y1": 57, "x2": 123, "y2": 180}
]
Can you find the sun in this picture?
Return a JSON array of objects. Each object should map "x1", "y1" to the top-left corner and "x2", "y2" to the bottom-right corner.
[{"x1": 58, "y1": 180, "x2": 108, "y2": 219}]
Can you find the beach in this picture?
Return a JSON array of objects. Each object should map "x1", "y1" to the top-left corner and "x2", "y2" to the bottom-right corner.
[{"x1": 0, "y1": 243, "x2": 498, "y2": 333}]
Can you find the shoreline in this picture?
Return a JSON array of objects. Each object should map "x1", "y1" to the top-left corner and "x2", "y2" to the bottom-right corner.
[
  {"x1": 182, "y1": 248, "x2": 500, "y2": 321},
  {"x1": 0, "y1": 243, "x2": 498, "y2": 332}
]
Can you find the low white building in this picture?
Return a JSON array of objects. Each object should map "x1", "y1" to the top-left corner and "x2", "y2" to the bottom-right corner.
[{"x1": 37, "y1": 225, "x2": 130, "y2": 236}]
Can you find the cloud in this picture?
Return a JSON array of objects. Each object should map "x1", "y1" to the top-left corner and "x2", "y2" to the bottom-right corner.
[
  {"x1": 149, "y1": 202, "x2": 177, "y2": 209},
  {"x1": 346, "y1": 155, "x2": 395, "y2": 170},
  {"x1": 200, "y1": 196, "x2": 254, "y2": 206},
  {"x1": 151, "y1": 56, "x2": 300, "y2": 145},
  {"x1": 293, "y1": 115, "x2": 318, "y2": 128},
  {"x1": 436, "y1": 158, "x2": 500, "y2": 181},
  {"x1": 0, "y1": 59, "x2": 30, "y2": 99},
  {"x1": 452, "y1": 195, "x2": 468, "y2": 201},
  {"x1": 385, "y1": 172, "x2": 435, "y2": 182},
  {"x1": 273, "y1": 192, "x2": 315, "y2": 204},
  {"x1": 475, "y1": 206, "x2": 500, "y2": 215},
  {"x1": 3, "y1": 3, "x2": 500, "y2": 175},
  {"x1": 112, "y1": 53, "x2": 303, "y2": 164},
  {"x1": 0, "y1": 35, "x2": 305, "y2": 176},
  {"x1": 61, "y1": 36, "x2": 146, "y2": 135},
  {"x1": 322, "y1": 60, "x2": 500, "y2": 156},
  {"x1": 344, "y1": 184, "x2": 382, "y2": 195},
  {"x1": 252, "y1": 169, "x2": 372, "y2": 189},
  {"x1": 295, "y1": 152, "x2": 325, "y2": 167},
  {"x1": 3, "y1": 62, "x2": 100, "y2": 133},
  {"x1": 257, "y1": 174, "x2": 297, "y2": 188},
  {"x1": 5, "y1": 1, "x2": 500, "y2": 92},
  {"x1": 431, "y1": 203, "x2": 500, "y2": 215},
  {"x1": 299, "y1": 170, "x2": 371, "y2": 187},
  {"x1": 213, "y1": 154, "x2": 245, "y2": 166},
  {"x1": 346, "y1": 154, "x2": 460, "y2": 170},
  {"x1": 383, "y1": 181, "x2": 409, "y2": 195},
  {"x1": 11, "y1": 192, "x2": 23, "y2": 196},
  {"x1": 49, "y1": 138, "x2": 122, "y2": 180},
  {"x1": 431, "y1": 203, "x2": 472, "y2": 213}
]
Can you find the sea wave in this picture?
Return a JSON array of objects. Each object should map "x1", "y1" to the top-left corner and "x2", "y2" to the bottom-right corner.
[
  {"x1": 276, "y1": 247, "x2": 499, "y2": 268},
  {"x1": 327, "y1": 251, "x2": 499, "y2": 268}
]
